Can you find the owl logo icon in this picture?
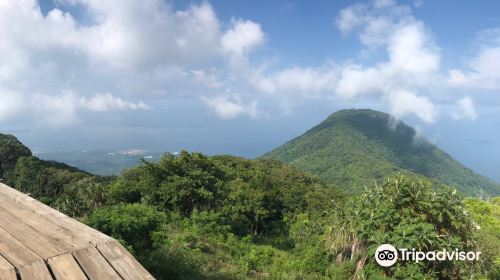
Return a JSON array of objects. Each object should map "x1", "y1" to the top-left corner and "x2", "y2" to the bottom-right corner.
[{"x1": 375, "y1": 244, "x2": 398, "y2": 267}]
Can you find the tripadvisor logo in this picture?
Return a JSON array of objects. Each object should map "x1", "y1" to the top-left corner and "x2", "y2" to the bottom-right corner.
[
  {"x1": 375, "y1": 244, "x2": 398, "y2": 267},
  {"x1": 374, "y1": 244, "x2": 481, "y2": 267}
]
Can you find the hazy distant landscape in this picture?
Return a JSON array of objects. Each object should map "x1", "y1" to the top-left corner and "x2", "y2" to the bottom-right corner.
[{"x1": 36, "y1": 150, "x2": 164, "y2": 175}]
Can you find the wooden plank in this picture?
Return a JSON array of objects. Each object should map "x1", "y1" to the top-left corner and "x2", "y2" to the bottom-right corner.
[
  {"x1": 0, "y1": 227, "x2": 41, "y2": 268},
  {"x1": 0, "y1": 255, "x2": 17, "y2": 280},
  {"x1": 0, "y1": 184, "x2": 112, "y2": 262},
  {"x1": 0, "y1": 203, "x2": 73, "y2": 259},
  {"x1": 0, "y1": 270, "x2": 17, "y2": 280},
  {"x1": 0, "y1": 255, "x2": 15, "y2": 270},
  {"x1": 0, "y1": 183, "x2": 110, "y2": 248},
  {"x1": 0, "y1": 192, "x2": 89, "y2": 249},
  {"x1": 0, "y1": 183, "x2": 54, "y2": 215},
  {"x1": 47, "y1": 253, "x2": 88, "y2": 280},
  {"x1": 73, "y1": 247, "x2": 122, "y2": 280},
  {"x1": 0, "y1": 182, "x2": 112, "y2": 244},
  {"x1": 97, "y1": 241, "x2": 154, "y2": 280},
  {"x1": 18, "y1": 260, "x2": 53, "y2": 280},
  {"x1": 0, "y1": 183, "x2": 153, "y2": 279}
]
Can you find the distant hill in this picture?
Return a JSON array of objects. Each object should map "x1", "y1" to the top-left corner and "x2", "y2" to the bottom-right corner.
[
  {"x1": 262, "y1": 109, "x2": 500, "y2": 196},
  {"x1": 0, "y1": 133, "x2": 94, "y2": 203},
  {"x1": 0, "y1": 134, "x2": 32, "y2": 181}
]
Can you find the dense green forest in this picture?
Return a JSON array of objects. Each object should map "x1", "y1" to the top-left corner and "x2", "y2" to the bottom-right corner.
[
  {"x1": 1, "y1": 129, "x2": 499, "y2": 279},
  {"x1": 262, "y1": 109, "x2": 500, "y2": 196}
]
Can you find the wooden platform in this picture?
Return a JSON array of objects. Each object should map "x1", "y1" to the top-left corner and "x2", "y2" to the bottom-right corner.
[{"x1": 0, "y1": 183, "x2": 155, "y2": 280}]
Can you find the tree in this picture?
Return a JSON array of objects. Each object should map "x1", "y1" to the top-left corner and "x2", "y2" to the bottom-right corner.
[
  {"x1": 135, "y1": 151, "x2": 227, "y2": 215},
  {"x1": 224, "y1": 178, "x2": 279, "y2": 236}
]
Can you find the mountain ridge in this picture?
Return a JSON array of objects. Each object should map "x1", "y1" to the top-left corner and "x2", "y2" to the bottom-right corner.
[{"x1": 262, "y1": 109, "x2": 500, "y2": 196}]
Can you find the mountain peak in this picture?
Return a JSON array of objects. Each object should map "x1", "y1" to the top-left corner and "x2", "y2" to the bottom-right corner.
[{"x1": 308, "y1": 109, "x2": 415, "y2": 139}]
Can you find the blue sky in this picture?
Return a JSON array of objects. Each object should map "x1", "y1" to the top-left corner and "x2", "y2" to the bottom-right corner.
[{"x1": 1, "y1": 0, "x2": 500, "y2": 181}]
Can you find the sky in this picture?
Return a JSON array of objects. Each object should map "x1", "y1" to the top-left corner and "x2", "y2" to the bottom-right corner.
[{"x1": 1, "y1": 0, "x2": 499, "y2": 181}]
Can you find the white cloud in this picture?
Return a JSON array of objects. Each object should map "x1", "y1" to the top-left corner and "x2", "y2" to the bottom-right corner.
[
  {"x1": 80, "y1": 93, "x2": 150, "y2": 112},
  {"x1": 221, "y1": 19, "x2": 265, "y2": 55},
  {"x1": 0, "y1": 0, "x2": 273, "y2": 123},
  {"x1": 246, "y1": 0, "x2": 440, "y2": 123},
  {"x1": 386, "y1": 89, "x2": 436, "y2": 123},
  {"x1": 30, "y1": 91, "x2": 150, "y2": 127},
  {"x1": 336, "y1": 0, "x2": 411, "y2": 46},
  {"x1": 254, "y1": 66, "x2": 338, "y2": 96},
  {"x1": 51, "y1": 0, "x2": 221, "y2": 69},
  {"x1": 0, "y1": 0, "x2": 487, "y2": 128},
  {"x1": 1, "y1": 0, "x2": 222, "y2": 69},
  {"x1": 33, "y1": 91, "x2": 81, "y2": 127},
  {"x1": 0, "y1": 0, "x2": 229, "y2": 124},
  {"x1": 203, "y1": 96, "x2": 258, "y2": 119},
  {"x1": 452, "y1": 96, "x2": 477, "y2": 121},
  {"x1": 334, "y1": 2, "x2": 440, "y2": 123},
  {"x1": 447, "y1": 29, "x2": 500, "y2": 90},
  {"x1": 191, "y1": 68, "x2": 224, "y2": 89},
  {"x1": 447, "y1": 69, "x2": 469, "y2": 86},
  {"x1": 336, "y1": 4, "x2": 364, "y2": 34},
  {"x1": 387, "y1": 22, "x2": 439, "y2": 74}
]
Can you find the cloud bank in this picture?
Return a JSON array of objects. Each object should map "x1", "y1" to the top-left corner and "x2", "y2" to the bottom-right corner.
[{"x1": 0, "y1": 0, "x2": 492, "y2": 127}]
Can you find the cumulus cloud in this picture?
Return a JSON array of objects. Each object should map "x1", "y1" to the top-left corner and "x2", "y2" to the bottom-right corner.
[
  {"x1": 336, "y1": 1, "x2": 440, "y2": 111},
  {"x1": 254, "y1": 66, "x2": 338, "y2": 96},
  {"x1": 30, "y1": 91, "x2": 150, "y2": 127},
  {"x1": 0, "y1": 88, "x2": 148, "y2": 127},
  {"x1": 203, "y1": 96, "x2": 258, "y2": 119},
  {"x1": 452, "y1": 96, "x2": 477, "y2": 121},
  {"x1": 0, "y1": 0, "x2": 487, "y2": 128},
  {"x1": 447, "y1": 29, "x2": 500, "y2": 90},
  {"x1": 336, "y1": 4, "x2": 364, "y2": 34},
  {"x1": 43, "y1": 0, "x2": 222, "y2": 69},
  {"x1": 0, "y1": 0, "x2": 272, "y2": 124},
  {"x1": 336, "y1": 0, "x2": 411, "y2": 46},
  {"x1": 221, "y1": 19, "x2": 265, "y2": 56},
  {"x1": 86, "y1": 0, "x2": 221, "y2": 69},
  {"x1": 33, "y1": 91, "x2": 81, "y2": 127},
  {"x1": 247, "y1": 0, "x2": 441, "y2": 123},
  {"x1": 386, "y1": 89, "x2": 436, "y2": 123},
  {"x1": 0, "y1": 0, "x2": 228, "y2": 125},
  {"x1": 80, "y1": 93, "x2": 150, "y2": 112}
]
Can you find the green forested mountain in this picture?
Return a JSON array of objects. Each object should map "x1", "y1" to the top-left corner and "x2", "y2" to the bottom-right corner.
[
  {"x1": 0, "y1": 133, "x2": 97, "y2": 205},
  {"x1": 262, "y1": 109, "x2": 500, "y2": 196},
  {"x1": 0, "y1": 133, "x2": 31, "y2": 181}
]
